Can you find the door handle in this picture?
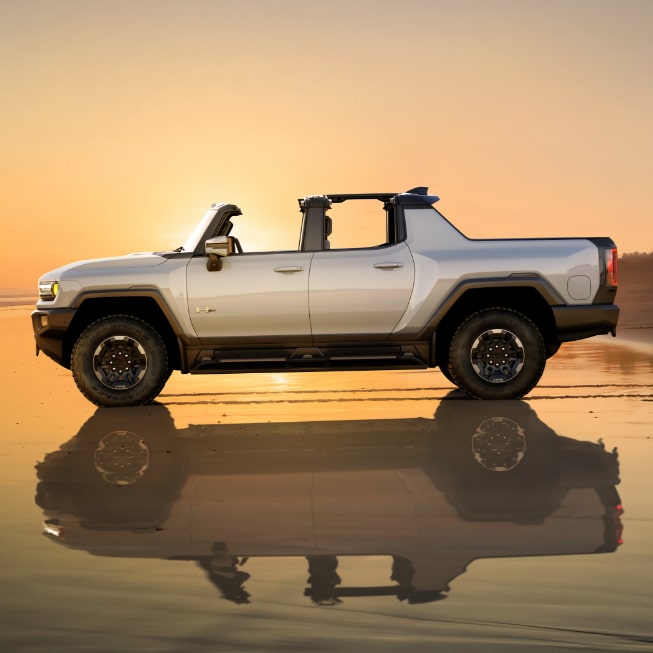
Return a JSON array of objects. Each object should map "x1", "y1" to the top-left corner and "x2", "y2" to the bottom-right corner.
[
  {"x1": 373, "y1": 262, "x2": 404, "y2": 269},
  {"x1": 274, "y1": 266, "x2": 304, "y2": 273}
]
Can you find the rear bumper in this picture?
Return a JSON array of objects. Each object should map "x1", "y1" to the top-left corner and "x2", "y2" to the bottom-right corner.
[
  {"x1": 552, "y1": 304, "x2": 620, "y2": 342},
  {"x1": 32, "y1": 308, "x2": 77, "y2": 368}
]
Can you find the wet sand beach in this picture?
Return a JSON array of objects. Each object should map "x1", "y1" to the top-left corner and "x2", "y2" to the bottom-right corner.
[{"x1": 1, "y1": 305, "x2": 652, "y2": 652}]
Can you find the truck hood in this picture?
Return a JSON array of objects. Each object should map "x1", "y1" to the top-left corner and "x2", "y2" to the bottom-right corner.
[{"x1": 41, "y1": 252, "x2": 169, "y2": 281}]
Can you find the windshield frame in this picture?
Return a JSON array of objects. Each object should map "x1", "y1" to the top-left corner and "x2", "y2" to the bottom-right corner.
[{"x1": 181, "y1": 206, "x2": 221, "y2": 253}]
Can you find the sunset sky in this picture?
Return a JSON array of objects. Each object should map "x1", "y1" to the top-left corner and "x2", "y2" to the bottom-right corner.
[{"x1": 1, "y1": 0, "x2": 652, "y2": 290}]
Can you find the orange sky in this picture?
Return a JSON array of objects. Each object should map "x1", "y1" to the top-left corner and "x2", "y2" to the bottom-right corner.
[{"x1": 1, "y1": 0, "x2": 652, "y2": 290}]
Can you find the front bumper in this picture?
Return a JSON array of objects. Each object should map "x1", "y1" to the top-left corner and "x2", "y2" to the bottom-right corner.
[
  {"x1": 32, "y1": 308, "x2": 77, "y2": 368},
  {"x1": 552, "y1": 304, "x2": 620, "y2": 342}
]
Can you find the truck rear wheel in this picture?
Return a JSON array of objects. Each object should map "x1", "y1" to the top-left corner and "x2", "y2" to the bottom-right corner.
[
  {"x1": 71, "y1": 315, "x2": 169, "y2": 407},
  {"x1": 448, "y1": 308, "x2": 546, "y2": 400},
  {"x1": 438, "y1": 358, "x2": 459, "y2": 387}
]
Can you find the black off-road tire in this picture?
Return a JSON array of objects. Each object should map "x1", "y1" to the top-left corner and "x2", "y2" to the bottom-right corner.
[
  {"x1": 438, "y1": 359, "x2": 459, "y2": 387},
  {"x1": 448, "y1": 308, "x2": 546, "y2": 400},
  {"x1": 71, "y1": 315, "x2": 170, "y2": 407}
]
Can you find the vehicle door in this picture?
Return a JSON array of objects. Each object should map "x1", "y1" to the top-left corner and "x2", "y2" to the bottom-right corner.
[
  {"x1": 308, "y1": 242, "x2": 415, "y2": 336},
  {"x1": 186, "y1": 251, "x2": 313, "y2": 339}
]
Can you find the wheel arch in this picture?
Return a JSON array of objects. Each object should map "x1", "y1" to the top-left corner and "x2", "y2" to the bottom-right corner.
[
  {"x1": 64, "y1": 294, "x2": 183, "y2": 371},
  {"x1": 430, "y1": 282, "x2": 559, "y2": 365}
]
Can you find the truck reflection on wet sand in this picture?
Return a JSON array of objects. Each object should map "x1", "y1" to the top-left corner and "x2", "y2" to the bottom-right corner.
[{"x1": 36, "y1": 397, "x2": 623, "y2": 605}]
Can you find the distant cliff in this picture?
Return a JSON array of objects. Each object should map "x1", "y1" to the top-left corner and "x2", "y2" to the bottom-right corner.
[{"x1": 618, "y1": 252, "x2": 653, "y2": 332}]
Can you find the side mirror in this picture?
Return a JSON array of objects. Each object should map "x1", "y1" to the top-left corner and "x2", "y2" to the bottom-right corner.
[{"x1": 205, "y1": 236, "x2": 233, "y2": 271}]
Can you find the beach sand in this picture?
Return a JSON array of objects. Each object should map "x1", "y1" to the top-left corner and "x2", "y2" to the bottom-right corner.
[{"x1": 1, "y1": 305, "x2": 652, "y2": 652}]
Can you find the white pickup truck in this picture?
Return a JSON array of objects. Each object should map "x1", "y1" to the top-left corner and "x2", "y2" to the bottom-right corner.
[{"x1": 32, "y1": 187, "x2": 619, "y2": 406}]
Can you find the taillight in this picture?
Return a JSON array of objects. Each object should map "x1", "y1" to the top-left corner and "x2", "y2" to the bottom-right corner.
[
  {"x1": 600, "y1": 502, "x2": 624, "y2": 551},
  {"x1": 605, "y1": 247, "x2": 618, "y2": 287},
  {"x1": 613, "y1": 503, "x2": 624, "y2": 547}
]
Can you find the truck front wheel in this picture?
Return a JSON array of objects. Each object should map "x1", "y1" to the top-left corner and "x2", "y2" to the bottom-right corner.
[
  {"x1": 448, "y1": 308, "x2": 546, "y2": 400},
  {"x1": 71, "y1": 316, "x2": 169, "y2": 407}
]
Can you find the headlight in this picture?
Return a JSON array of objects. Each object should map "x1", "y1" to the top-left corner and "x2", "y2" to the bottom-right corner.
[
  {"x1": 43, "y1": 518, "x2": 64, "y2": 538},
  {"x1": 38, "y1": 280, "x2": 60, "y2": 301}
]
